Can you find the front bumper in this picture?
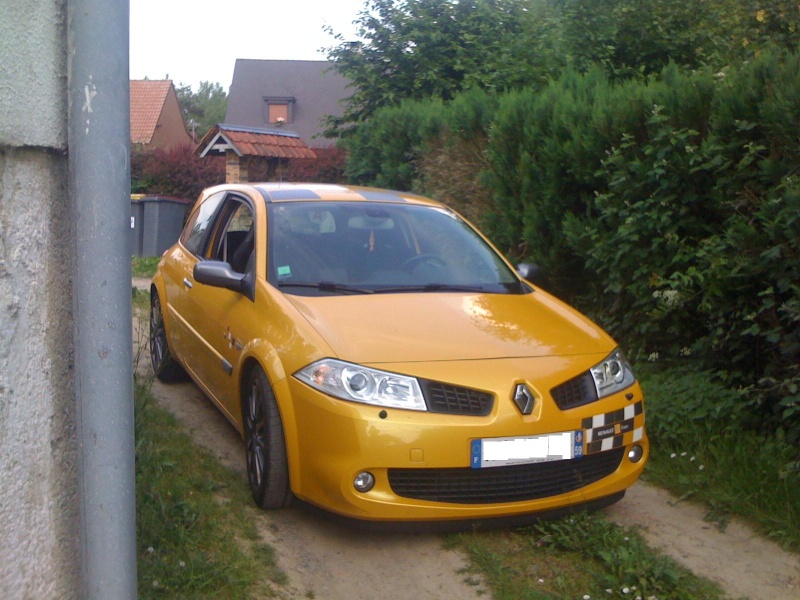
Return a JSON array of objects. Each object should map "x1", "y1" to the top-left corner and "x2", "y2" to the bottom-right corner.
[{"x1": 281, "y1": 357, "x2": 648, "y2": 522}]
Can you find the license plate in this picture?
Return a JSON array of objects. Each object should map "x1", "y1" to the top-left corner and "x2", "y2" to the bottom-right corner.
[{"x1": 470, "y1": 431, "x2": 584, "y2": 468}]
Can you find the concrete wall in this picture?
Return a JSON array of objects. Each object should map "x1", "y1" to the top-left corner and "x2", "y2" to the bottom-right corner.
[{"x1": 0, "y1": 1, "x2": 80, "y2": 598}]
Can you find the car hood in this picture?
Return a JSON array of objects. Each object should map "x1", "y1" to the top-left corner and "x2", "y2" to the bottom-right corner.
[{"x1": 286, "y1": 290, "x2": 614, "y2": 364}]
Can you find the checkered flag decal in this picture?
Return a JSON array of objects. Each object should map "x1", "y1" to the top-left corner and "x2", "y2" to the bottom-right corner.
[{"x1": 582, "y1": 401, "x2": 644, "y2": 455}]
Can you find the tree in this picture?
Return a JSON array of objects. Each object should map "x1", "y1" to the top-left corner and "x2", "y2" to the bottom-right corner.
[
  {"x1": 324, "y1": 0, "x2": 561, "y2": 134},
  {"x1": 175, "y1": 81, "x2": 228, "y2": 141},
  {"x1": 555, "y1": 0, "x2": 800, "y2": 78}
]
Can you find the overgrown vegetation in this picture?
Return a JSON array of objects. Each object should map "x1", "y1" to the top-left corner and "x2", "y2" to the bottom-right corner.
[{"x1": 326, "y1": 0, "x2": 800, "y2": 134}]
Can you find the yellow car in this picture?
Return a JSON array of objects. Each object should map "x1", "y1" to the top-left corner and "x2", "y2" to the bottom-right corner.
[{"x1": 150, "y1": 183, "x2": 648, "y2": 524}]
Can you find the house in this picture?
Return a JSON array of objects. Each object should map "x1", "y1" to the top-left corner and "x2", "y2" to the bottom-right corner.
[
  {"x1": 225, "y1": 60, "x2": 350, "y2": 148},
  {"x1": 130, "y1": 79, "x2": 193, "y2": 150},
  {"x1": 195, "y1": 124, "x2": 316, "y2": 183}
]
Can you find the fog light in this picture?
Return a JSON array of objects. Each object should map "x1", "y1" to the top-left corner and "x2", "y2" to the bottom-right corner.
[
  {"x1": 627, "y1": 445, "x2": 644, "y2": 463},
  {"x1": 354, "y1": 471, "x2": 375, "y2": 493}
]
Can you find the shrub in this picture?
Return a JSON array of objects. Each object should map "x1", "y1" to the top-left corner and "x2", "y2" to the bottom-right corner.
[
  {"x1": 341, "y1": 98, "x2": 444, "y2": 190},
  {"x1": 131, "y1": 145, "x2": 224, "y2": 201},
  {"x1": 487, "y1": 68, "x2": 652, "y2": 292},
  {"x1": 416, "y1": 89, "x2": 498, "y2": 226},
  {"x1": 283, "y1": 146, "x2": 347, "y2": 183}
]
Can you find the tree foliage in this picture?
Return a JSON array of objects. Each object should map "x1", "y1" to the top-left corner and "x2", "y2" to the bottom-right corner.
[
  {"x1": 324, "y1": 0, "x2": 560, "y2": 133},
  {"x1": 558, "y1": 0, "x2": 800, "y2": 77},
  {"x1": 175, "y1": 81, "x2": 228, "y2": 141},
  {"x1": 327, "y1": 0, "x2": 800, "y2": 132}
]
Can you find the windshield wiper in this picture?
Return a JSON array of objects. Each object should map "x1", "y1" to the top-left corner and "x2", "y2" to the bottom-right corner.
[
  {"x1": 278, "y1": 281, "x2": 374, "y2": 295},
  {"x1": 373, "y1": 283, "x2": 488, "y2": 294}
]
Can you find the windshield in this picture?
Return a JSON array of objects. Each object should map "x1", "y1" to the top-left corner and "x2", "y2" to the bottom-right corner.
[{"x1": 267, "y1": 201, "x2": 527, "y2": 296}]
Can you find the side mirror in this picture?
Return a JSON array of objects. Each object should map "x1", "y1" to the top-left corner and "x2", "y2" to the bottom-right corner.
[
  {"x1": 193, "y1": 261, "x2": 255, "y2": 302},
  {"x1": 516, "y1": 262, "x2": 541, "y2": 284}
]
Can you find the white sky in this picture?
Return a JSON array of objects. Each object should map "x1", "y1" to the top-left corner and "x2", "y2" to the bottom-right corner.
[{"x1": 129, "y1": 0, "x2": 366, "y2": 91}]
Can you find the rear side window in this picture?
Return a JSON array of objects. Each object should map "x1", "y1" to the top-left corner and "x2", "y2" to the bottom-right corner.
[{"x1": 180, "y1": 192, "x2": 225, "y2": 256}]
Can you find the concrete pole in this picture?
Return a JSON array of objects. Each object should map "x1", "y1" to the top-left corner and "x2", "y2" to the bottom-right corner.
[{"x1": 68, "y1": 1, "x2": 137, "y2": 598}]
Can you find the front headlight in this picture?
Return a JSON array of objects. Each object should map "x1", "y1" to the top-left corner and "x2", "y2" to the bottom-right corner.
[
  {"x1": 294, "y1": 359, "x2": 427, "y2": 411},
  {"x1": 590, "y1": 349, "x2": 636, "y2": 399}
]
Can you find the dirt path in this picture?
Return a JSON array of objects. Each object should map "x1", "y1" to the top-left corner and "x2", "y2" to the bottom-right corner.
[
  {"x1": 605, "y1": 483, "x2": 799, "y2": 600},
  {"x1": 132, "y1": 302, "x2": 799, "y2": 599}
]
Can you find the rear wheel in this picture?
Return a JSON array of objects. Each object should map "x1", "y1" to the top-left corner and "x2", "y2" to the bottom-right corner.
[
  {"x1": 243, "y1": 366, "x2": 293, "y2": 509},
  {"x1": 149, "y1": 291, "x2": 186, "y2": 382}
]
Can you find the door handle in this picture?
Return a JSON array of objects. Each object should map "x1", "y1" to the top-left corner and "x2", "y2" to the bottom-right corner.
[{"x1": 183, "y1": 277, "x2": 193, "y2": 289}]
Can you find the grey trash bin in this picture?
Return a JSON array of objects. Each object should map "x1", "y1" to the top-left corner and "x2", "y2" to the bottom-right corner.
[
  {"x1": 131, "y1": 195, "x2": 192, "y2": 257},
  {"x1": 130, "y1": 194, "x2": 146, "y2": 256}
]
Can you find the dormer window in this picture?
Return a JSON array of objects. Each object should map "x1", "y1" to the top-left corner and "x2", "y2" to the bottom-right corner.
[{"x1": 264, "y1": 97, "x2": 295, "y2": 125}]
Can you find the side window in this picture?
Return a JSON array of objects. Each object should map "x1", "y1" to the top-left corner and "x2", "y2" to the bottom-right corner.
[
  {"x1": 180, "y1": 192, "x2": 225, "y2": 256},
  {"x1": 210, "y1": 199, "x2": 255, "y2": 274}
]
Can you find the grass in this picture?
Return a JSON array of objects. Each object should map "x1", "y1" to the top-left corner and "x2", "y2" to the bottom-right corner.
[
  {"x1": 135, "y1": 378, "x2": 288, "y2": 598},
  {"x1": 448, "y1": 512, "x2": 725, "y2": 599},
  {"x1": 132, "y1": 256, "x2": 161, "y2": 278}
]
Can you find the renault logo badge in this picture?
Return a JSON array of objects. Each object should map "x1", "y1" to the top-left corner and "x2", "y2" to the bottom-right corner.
[{"x1": 513, "y1": 384, "x2": 535, "y2": 415}]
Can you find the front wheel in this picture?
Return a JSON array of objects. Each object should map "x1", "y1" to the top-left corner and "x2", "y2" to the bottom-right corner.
[{"x1": 243, "y1": 366, "x2": 293, "y2": 509}]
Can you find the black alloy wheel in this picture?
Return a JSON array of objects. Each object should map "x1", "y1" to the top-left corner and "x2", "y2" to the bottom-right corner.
[{"x1": 243, "y1": 366, "x2": 293, "y2": 509}]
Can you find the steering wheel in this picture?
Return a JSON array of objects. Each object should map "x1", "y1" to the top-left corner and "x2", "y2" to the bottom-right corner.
[{"x1": 399, "y1": 254, "x2": 448, "y2": 272}]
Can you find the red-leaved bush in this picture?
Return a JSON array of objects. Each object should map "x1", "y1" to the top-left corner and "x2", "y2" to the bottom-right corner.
[
  {"x1": 131, "y1": 145, "x2": 225, "y2": 202},
  {"x1": 283, "y1": 147, "x2": 347, "y2": 183}
]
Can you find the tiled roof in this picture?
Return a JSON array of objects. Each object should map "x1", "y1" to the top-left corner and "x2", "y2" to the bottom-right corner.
[
  {"x1": 130, "y1": 80, "x2": 173, "y2": 144},
  {"x1": 196, "y1": 125, "x2": 316, "y2": 159}
]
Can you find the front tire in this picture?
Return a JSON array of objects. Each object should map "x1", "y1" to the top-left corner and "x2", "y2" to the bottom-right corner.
[
  {"x1": 243, "y1": 366, "x2": 293, "y2": 509},
  {"x1": 149, "y1": 291, "x2": 186, "y2": 382}
]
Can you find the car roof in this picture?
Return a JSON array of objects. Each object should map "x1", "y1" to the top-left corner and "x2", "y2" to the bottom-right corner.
[{"x1": 207, "y1": 182, "x2": 443, "y2": 207}]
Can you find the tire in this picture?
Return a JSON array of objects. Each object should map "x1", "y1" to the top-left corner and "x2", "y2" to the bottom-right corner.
[
  {"x1": 243, "y1": 366, "x2": 294, "y2": 509},
  {"x1": 149, "y1": 291, "x2": 186, "y2": 382}
]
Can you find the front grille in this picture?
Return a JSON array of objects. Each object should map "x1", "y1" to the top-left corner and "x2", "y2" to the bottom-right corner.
[
  {"x1": 419, "y1": 379, "x2": 494, "y2": 416},
  {"x1": 551, "y1": 371, "x2": 598, "y2": 410},
  {"x1": 388, "y1": 447, "x2": 624, "y2": 504}
]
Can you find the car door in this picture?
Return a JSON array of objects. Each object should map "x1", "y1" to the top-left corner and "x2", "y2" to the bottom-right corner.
[
  {"x1": 163, "y1": 190, "x2": 226, "y2": 361},
  {"x1": 179, "y1": 194, "x2": 257, "y2": 422}
]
